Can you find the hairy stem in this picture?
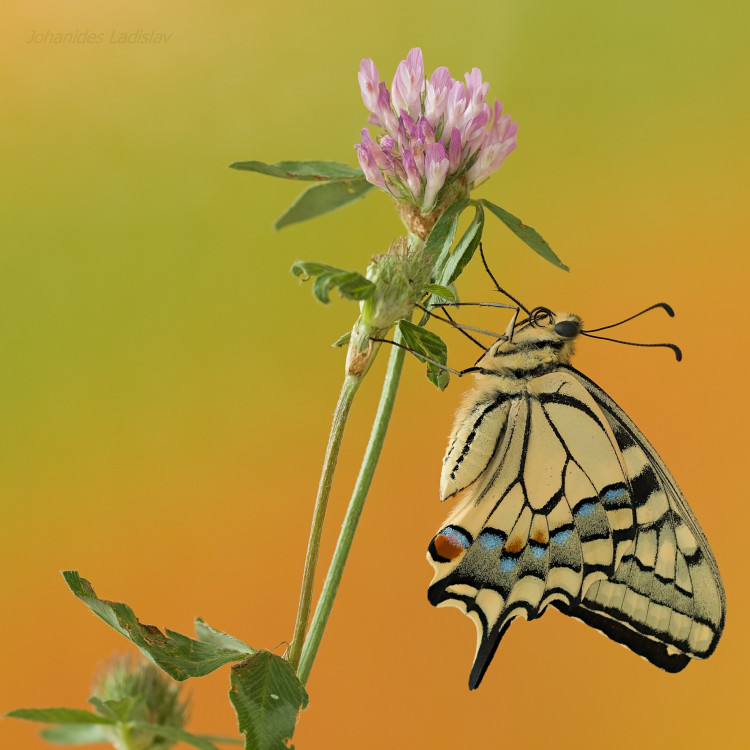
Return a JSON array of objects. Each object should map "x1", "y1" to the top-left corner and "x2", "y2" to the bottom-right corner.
[
  {"x1": 297, "y1": 334, "x2": 406, "y2": 683},
  {"x1": 116, "y1": 723, "x2": 137, "y2": 750},
  {"x1": 287, "y1": 373, "x2": 362, "y2": 669}
]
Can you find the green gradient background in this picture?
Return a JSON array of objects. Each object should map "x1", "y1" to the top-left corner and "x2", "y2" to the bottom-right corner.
[{"x1": 2, "y1": 2, "x2": 748, "y2": 748}]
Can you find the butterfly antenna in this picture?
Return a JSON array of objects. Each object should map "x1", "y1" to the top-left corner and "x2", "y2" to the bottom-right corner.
[
  {"x1": 479, "y1": 243, "x2": 531, "y2": 315},
  {"x1": 423, "y1": 306, "x2": 505, "y2": 343},
  {"x1": 580, "y1": 331, "x2": 682, "y2": 361},
  {"x1": 371, "y1": 336, "x2": 476, "y2": 376},
  {"x1": 583, "y1": 302, "x2": 675, "y2": 333},
  {"x1": 434, "y1": 301, "x2": 518, "y2": 312},
  {"x1": 417, "y1": 304, "x2": 487, "y2": 350}
]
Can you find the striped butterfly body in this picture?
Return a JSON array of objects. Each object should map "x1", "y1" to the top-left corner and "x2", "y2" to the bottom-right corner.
[{"x1": 427, "y1": 307, "x2": 725, "y2": 689}]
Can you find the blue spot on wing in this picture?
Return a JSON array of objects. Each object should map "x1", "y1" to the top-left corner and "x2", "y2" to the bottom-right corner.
[
  {"x1": 575, "y1": 501, "x2": 597, "y2": 517},
  {"x1": 478, "y1": 529, "x2": 506, "y2": 551},
  {"x1": 440, "y1": 526, "x2": 471, "y2": 548},
  {"x1": 602, "y1": 486, "x2": 627, "y2": 503},
  {"x1": 499, "y1": 556, "x2": 518, "y2": 573},
  {"x1": 552, "y1": 529, "x2": 572, "y2": 545},
  {"x1": 529, "y1": 543, "x2": 546, "y2": 559}
]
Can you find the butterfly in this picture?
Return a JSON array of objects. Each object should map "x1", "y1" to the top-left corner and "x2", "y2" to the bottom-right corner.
[{"x1": 426, "y1": 301, "x2": 726, "y2": 689}]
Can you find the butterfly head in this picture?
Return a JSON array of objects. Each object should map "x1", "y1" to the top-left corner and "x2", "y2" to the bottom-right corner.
[
  {"x1": 520, "y1": 307, "x2": 582, "y2": 339},
  {"x1": 481, "y1": 308, "x2": 583, "y2": 373}
]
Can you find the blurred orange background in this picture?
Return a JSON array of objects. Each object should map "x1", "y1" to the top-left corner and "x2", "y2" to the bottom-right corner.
[{"x1": 1, "y1": 2, "x2": 748, "y2": 748}]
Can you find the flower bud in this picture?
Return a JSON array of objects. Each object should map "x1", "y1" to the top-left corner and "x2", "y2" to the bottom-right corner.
[
  {"x1": 93, "y1": 655, "x2": 189, "y2": 750},
  {"x1": 346, "y1": 239, "x2": 431, "y2": 376},
  {"x1": 359, "y1": 239, "x2": 431, "y2": 332}
]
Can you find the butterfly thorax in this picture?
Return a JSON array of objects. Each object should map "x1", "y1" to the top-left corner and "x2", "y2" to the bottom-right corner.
[{"x1": 474, "y1": 311, "x2": 582, "y2": 388}]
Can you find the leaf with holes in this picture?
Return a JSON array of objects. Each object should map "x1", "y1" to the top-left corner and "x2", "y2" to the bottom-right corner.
[
  {"x1": 229, "y1": 651, "x2": 309, "y2": 750},
  {"x1": 63, "y1": 571, "x2": 247, "y2": 680},
  {"x1": 195, "y1": 618, "x2": 254, "y2": 655}
]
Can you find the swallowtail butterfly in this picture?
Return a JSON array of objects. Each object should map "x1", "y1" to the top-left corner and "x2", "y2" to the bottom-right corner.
[{"x1": 427, "y1": 303, "x2": 725, "y2": 689}]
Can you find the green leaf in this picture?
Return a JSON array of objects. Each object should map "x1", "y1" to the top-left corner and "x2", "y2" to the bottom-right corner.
[
  {"x1": 275, "y1": 179, "x2": 373, "y2": 229},
  {"x1": 417, "y1": 284, "x2": 457, "y2": 328},
  {"x1": 193, "y1": 735, "x2": 245, "y2": 746},
  {"x1": 290, "y1": 261, "x2": 336, "y2": 278},
  {"x1": 229, "y1": 651, "x2": 308, "y2": 750},
  {"x1": 428, "y1": 367, "x2": 451, "y2": 390},
  {"x1": 63, "y1": 571, "x2": 247, "y2": 680},
  {"x1": 435, "y1": 202, "x2": 485, "y2": 286},
  {"x1": 291, "y1": 261, "x2": 374, "y2": 304},
  {"x1": 40, "y1": 724, "x2": 114, "y2": 744},
  {"x1": 397, "y1": 320, "x2": 448, "y2": 365},
  {"x1": 396, "y1": 320, "x2": 450, "y2": 390},
  {"x1": 313, "y1": 271, "x2": 370, "y2": 305},
  {"x1": 331, "y1": 331, "x2": 351, "y2": 348},
  {"x1": 228, "y1": 160, "x2": 364, "y2": 181},
  {"x1": 195, "y1": 618, "x2": 254, "y2": 655},
  {"x1": 481, "y1": 200, "x2": 569, "y2": 271},
  {"x1": 7, "y1": 707, "x2": 114, "y2": 725},
  {"x1": 134, "y1": 722, "x2": 225, "y2": 750},
  {"x1": 231, "y1": 160, "x2": 374, "y2": 229},
  {"x1": 423, "y1": 198, "x2": 471, "y2": 265},
  {"x1": 424, "y1": 284, "x2": 456, "y2": 303},
  {"x1": 87, "y1": 696, "x2": 135, "y2": 722}
]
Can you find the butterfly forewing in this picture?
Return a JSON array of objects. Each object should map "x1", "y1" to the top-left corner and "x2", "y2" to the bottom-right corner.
[{"x1": 427, "y1": 316, "x2": 725, "y2": 688}]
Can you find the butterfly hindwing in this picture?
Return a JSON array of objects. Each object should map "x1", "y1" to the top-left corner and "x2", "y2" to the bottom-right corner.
[{"x1": 556, "y1": 366, "x2": 726, "y2": 667}]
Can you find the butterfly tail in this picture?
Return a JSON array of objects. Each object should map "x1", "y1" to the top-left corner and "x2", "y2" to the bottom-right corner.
[
  {"x1": 427, "y1": 573, "x2": 518, "y2": 690},
  {"x1": 468, "y1": 619, "x2": 514, "y2": 689}
]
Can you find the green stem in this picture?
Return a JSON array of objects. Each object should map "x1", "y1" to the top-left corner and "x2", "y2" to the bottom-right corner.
[
  {"x1": 116, "y1": 723, "x2": 137, "y2": 750},
  {"x1": 287, "y1": 373, "x2": 362, "y2": 670},
  {"x1": 297, "y1": 334, "x2": 406, "y2": 684}
]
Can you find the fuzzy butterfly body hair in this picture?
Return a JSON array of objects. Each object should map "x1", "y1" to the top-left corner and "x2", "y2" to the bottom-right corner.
[{"x1": 427, "y1": 308, "x2": 726, "y2": 689}]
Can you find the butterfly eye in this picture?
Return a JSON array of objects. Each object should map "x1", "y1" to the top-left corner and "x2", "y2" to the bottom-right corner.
[
  {"x1": 554, "y1": 320, "x2": 580, "y2": 338},
  {"x1": 529, "y1": 307, "x2": 553, "y2": 327}
]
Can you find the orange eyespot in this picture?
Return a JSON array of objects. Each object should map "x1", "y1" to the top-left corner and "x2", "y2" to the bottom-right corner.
[
  {"x1": 433, "y1": 534, "x2": 466, "y2": 560},
  {"x1": 431, "y1": 527, "x2": 473, "y2": 561}
]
